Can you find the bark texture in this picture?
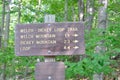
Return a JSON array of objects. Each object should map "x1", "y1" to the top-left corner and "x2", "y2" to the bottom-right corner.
[
  {"x1": 93, "y1": 0, "x2": 108, "y2": 80},
  {"x1": 18, "y1": 0, "x2": 22, "y2": 23},
  {"x1": 78, "y1": 0, "x2": 84, "y2": 21},
  {"x1": 0, "y1": 0, "x2": 5, "y2": 48},
  {"x1": 86, "y1": 0, "x2": 94, "y2": 31},
  {"x1": 64, "y1": 0, "x2": 68, "y2": 21},
  {"x1": 4, "y1": 0, "x2": 11, "y2": 47},
  {"x1": 98, "y1": 0, "x2": 108, "y2": 29}
]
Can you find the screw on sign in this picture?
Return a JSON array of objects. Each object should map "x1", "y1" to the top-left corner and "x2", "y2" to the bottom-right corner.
[
  {"x1": 48, "y1": 76, "x2": 52, "y2": 80},
  {"x1": 15, "y1": 22, "x2": 85, "y2": 56}
]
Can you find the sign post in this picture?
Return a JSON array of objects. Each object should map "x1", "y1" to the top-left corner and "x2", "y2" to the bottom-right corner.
[
  {"x1": 15, "y1": 15, "x2": 85, "y2": 80},
  {"x1": 44, "y1": 15, "x2": 56, "y2": 62}
]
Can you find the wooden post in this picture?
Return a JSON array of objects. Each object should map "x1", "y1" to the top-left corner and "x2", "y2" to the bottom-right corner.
[{"x1": 44, "y1": 14, "x2": 55, "y2": 62}]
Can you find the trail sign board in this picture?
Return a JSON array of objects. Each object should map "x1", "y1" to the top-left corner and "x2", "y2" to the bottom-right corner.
[
  {"x1": 35, "y1": 62, "x2": 65, "y2": 80},
  {"x1": 15, "y1": 22, "x2": 85, "y2": 56}
]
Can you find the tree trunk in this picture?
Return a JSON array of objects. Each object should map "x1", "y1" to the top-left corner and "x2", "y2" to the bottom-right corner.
[
  {"x1": 1, "y1": 0, "x2": 6, "y2": 80},
  {"x1": 78, "y1": 0, "x2": 85, "y2": 61},
  {"x1": 72, "y1": 6, "x2": 76, "y2": 22},
  {"x1": 86, "y1": 0, "x2": 94, "y2": 31},
  {"x1": 0, "y1": 30, "x2": 1, "y2": 48},
  {"x1": 38, "y1": 0, "x2": 41, "y2": 10},
  {"x1": 24, "y1": 62, "x2": 29, "y2": 80},
  {"x1": 4, "y1": 0, "x2": 11, "y2": 47},
  {"x1": 1, "y1": 0, "x2": 5, "y2": 48},
  {"x1": 2, "y1": 0, "x2": 11, "y2": 80},
  {"x1": 18, "y1": 0, "x2": 22, "y2": 23},
  {"x1": 78, "y1": 0, "x2": 84, "y2": 21},
  {"x1": 2, "y1": 64, "x2": 6, "y2": 80},
  {"x1": 93, "y1": 73, "x2": 103, "y2": 80},
  {"x1": 93, "y1": 0, "x2": 108, "y2": 80},
  {"x1": 98, "y1": 0, "x2": 108, "y2": 29},
  {"x1": 78, "y1": 0, "x2": 85, "y2": 79},
  {"x1": 64, "y1": 0, "x2": 68, "y2": 21}
]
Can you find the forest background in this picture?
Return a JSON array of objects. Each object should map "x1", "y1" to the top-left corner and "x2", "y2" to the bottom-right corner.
[{"x1": 0, "y1": 0, "x2": 120, "y2": 80}]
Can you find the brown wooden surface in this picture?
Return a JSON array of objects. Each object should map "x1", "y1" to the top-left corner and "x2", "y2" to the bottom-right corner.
[
  {"x1": 15, "y1": 22, "x2": 85, "y2": 56},
  {"x1": 35, "y1": 62, "x2": 65, "y2": 80}
]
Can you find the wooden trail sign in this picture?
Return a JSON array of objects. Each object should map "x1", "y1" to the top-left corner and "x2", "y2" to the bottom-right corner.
[
  {"x1": 15, "y1": 22, "x2": 85, "y2": 56},
  {"x1": 35, "y1": 62, "x2": 65, "y2": 80}
]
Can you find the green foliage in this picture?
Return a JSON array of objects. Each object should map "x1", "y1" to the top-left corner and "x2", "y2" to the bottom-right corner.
[
  {"x1": 0, "y1": 0, "x2": 119, "y2": 80},
  {"x1": 64, "y1": 28, "x2": 115, "y2": 79}
]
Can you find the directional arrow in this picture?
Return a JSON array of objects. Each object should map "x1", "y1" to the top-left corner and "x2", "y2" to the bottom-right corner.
[
  {"x1": 73, "y1": 34, "x2": 79, "y2": 37},
  {"x1": 64, "y1": 46, "x2": 71, "y2": 50},
  {"x1": 73, "y1": 46, "x2": 79, "y2": 49},
  {"x1": 73, "y1": 40, "x2": 79, "y2": 43}
]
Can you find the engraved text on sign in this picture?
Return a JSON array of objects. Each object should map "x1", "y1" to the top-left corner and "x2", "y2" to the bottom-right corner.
[{"x1": 15, "y1": 22, "x2": 85, "y2": 56}]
